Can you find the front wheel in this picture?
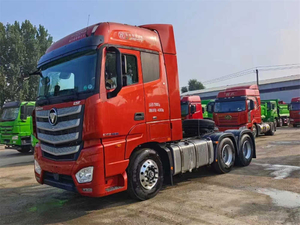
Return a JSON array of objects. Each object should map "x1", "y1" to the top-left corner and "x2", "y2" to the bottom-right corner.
[
  {"x1": 17, "y1": 146, "x2": 31, "y2": 153},
  {"x1": 213, "y1": 138, "x2": 236, "y2": 174},
  {"x1": 127, "y1": 148, "x2": 163, "y2": 200},
  {"x1": 236, "y1": 134, "x2": 254, "y2": 167}
]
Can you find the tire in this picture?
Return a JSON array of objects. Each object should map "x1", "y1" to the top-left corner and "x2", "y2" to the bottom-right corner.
[
  {"x1": 278, "y1": 118, "x2": 283, "y2": 127},
  {"x1": 293, "y1": 124, "x2": 297, "y2": 128},
  {"x1": 182, "y1": 119, "x2": 215, "y2": 137},
  {"x1": 236, "y1": 134, "x2": 254, "y2": 167},
  {"x1": 274, "y1": 119, "x2": 277, "y2": 128},
  {"x1": 286, "y1": 118, "x2": 290, "y2": 126},
  {"x1": 213, "y1": 138, "x2": 236, "y2": 174},
  {"x1": 17, "y1": 146, "x2": 31, "y2": 153},
  {"x1": 266, "y1": 122, "x2": 275, "y2": 136},
  {"x1": 252, "y1": 124, "x2": 258, "y2": 137},
  {"x1": 127, "y1": 148, "x2": 163, "y2": 200}
]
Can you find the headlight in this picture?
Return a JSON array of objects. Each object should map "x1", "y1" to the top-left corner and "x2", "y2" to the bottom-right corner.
[
  {"x1": 34, "y1": 160, "x2": 41, "y2": 175},
  {"x1": 75, "y1": 166, "x2": 94, "y2": 184},
  {"x1": 12, "y1": 135, "x2": 18, "y2": 140}
]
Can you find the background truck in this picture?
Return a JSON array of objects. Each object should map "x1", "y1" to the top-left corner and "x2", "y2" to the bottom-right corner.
[
  {"x1": 201, "y1": 99, "x2": 214, "y2": 120},
  {"x1": 30, "y1": 22, "x2": 256, "y2": 200},
  {"x1": 0, "y1": 101, "x2": 38, "y2": 153},
  {"x1": 261, "y1": 99, "x2": 290, "y2": 127},
  {"x1": 181, "y1": 96, "x2": 203, "y2": 119},
  {"x1": 290, "y1": 97, "x2": 300, "y2": 127},
  {"x1": 212, "y1": 85, "x2": 276, "y2": 137}
]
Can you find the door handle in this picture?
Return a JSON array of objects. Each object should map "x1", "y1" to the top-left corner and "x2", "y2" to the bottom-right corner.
[{"x1": 134, "y1": 112, "x2": 144, "y2": 121}]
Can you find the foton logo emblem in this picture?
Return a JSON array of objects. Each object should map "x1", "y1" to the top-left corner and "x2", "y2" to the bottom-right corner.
[
  {"x1": 225, "y1": 115, "x2": 232, "y2": 120},
  {"x1": 48, "y1": 108, "x2": 58, "y2": 126}
]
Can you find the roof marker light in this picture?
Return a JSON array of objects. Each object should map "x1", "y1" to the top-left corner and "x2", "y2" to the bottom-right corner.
[{"x1": 91, "y1": 25, "x2": 99, "y2": 34}]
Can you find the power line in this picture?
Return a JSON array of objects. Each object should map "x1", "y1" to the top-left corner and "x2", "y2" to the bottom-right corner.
[{"x1": 202, "y1": 64, "x2": 300, "y2": 85}]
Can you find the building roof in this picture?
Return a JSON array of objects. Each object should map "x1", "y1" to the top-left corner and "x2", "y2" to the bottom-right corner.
[{"x1": 182, "y1": 74, "x2": 300, "y2": 96}]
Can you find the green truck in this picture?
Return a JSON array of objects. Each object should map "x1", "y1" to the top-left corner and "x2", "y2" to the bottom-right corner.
[
  {"x1": 0, "y1": 101, "x2": 38, "y2": 153},
  {"x1": 201, "y1": 99, "x2": 215, "y2": 120},
  {"x1": 261, "y1": 99, "x2": 290, "y2": 127}
]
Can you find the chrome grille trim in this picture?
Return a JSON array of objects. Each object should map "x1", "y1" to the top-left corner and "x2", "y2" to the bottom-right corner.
[
  {"x1": 37, "y1": 119, "x2": 80, "y2": 131},
  {"x1": 37, "y1": 132, "x2": 79, "y2": 144},
  {"x1": 41, "y1": 144, "x2": 80, "y2": 156},
  {"x1": 36, "y1": 105, "x2": 82, "y2": 118}
]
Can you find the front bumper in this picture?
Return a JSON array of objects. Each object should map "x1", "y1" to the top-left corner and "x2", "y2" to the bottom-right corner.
[
  {"x1": 290, "y1": 118, "x2": 300, "y2": 125},
  {"x1": 34, "y1": 143, "x2": 127, "y2": 197},
  {"x1": 0, "y1": 135, "x2": 31, "y2": 147}
]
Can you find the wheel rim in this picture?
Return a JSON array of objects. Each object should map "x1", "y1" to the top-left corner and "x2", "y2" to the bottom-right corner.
[
  {"x1": 221, "y1": 144, "x2": 233, "y2": 167},
  {"x1": 139, "y1": 159, "x2": 159, "y2": 190},
  {"x1": 242, "y1": 140, "x2": 252, "y2": 160}
]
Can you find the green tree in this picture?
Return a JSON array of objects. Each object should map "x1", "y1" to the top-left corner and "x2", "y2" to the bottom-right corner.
[
  {"x1": 0, "y1": 20, "x2": 52, "y2": 105},
  {"x1": 188, "y1": 79, "x2": 205, "y2": 91},
  {"x1": 181, "y1": 86, "x2": 188, "y2": 93}
]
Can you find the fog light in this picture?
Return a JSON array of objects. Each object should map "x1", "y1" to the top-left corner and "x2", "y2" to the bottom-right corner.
[
  {"x1": 75, "y1": 166, "x2": 94, "y2": 184},
  {"x1": 12, "y1": 136, "x2": 18, "y2": 140},
  {"x1": 34, "y1": 160, "x2": 41, "y2": 175}
]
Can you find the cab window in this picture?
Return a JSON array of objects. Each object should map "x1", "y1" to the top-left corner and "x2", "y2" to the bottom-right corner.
[{"x1": 105, "y1": 53, "x2": 138, "y2": 90}]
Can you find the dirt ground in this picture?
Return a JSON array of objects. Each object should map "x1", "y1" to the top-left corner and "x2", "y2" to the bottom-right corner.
[{"x1": 0, "y1": 127, "x2": 299, "y2": 225}]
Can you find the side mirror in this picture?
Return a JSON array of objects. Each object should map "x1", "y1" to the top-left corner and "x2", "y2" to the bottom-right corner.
[
  {"x1": 20, "y1": 106, "x2": 26, "y2": 121},
  {"x1": 106, "y1": 47, "x2": 122, "y2": 99},
  {"x1": 250, "y1": 100, "x2": 255, "y2": 110},
  {"x1": 190, "y1": 105, "x2": 196, "y2": 114}
]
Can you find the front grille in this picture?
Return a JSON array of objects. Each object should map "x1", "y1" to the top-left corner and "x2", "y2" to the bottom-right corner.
[
  {"x1": 219, "y1": 116, "x2": 239, "y2": 125},
  {"x1": 43, "y1": 171, "x2": 76, "y2": 192},
  {"x1": 0, "y1": 126, "x2": 13, "y2": 134},
  {"x1": 36, "y1": 105, "x2": 84, "y2": 161}
]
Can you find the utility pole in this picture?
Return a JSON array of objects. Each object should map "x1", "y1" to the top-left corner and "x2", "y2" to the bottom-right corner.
[{"x1": 256, "y1": 69, "x2": 259, "y2": 87}]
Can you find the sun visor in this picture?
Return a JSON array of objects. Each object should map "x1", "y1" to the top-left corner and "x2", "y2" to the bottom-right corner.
[{"x1": 37, "y1": 35, "x2": 104, "y2": 68}]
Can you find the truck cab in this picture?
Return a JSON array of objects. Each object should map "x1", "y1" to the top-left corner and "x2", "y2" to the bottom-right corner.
[
  {"x1": 0, "y1": 101, "x2": 38, "y2": 153},
  {"x1": 201, "y1": 99, "x2": 215, "y2": 120},
  {"x1": 180, "y1": 96, "x2": 203, "y2": 120},
  {"x1": 213, "y1": 85, "x2": 275, "y2": 137},
  {"x1": 290, "y1": 97, "x2": 300, "y2": 127}
]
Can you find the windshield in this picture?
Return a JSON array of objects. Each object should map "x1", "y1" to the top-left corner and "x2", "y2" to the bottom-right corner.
[
  {"x1": 291, "y1": 102, "x2": 300, "y2": 111},
  {"x1": 38, "y1": 50, "x2": 97, "y2": 99},
  {"x1": 215, "y1": 100, "x2": 246, "y2": 113},
  {"x1": 1, "y1": 107, "x2": 19, "y2": 121},
  {"x1": 181, "y1": 103, "x2": 189, "y2": 117}
]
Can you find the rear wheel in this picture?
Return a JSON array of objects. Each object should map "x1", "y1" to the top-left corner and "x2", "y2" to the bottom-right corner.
[
  {"x1": 127, "y1": 148, "x2": 163, "y2": 200},
  {"x1": 293, "y1": 124, "x2": 298, "y2": 128},
  {"x1": 266, "y1": 122, "x2": 275, "y2": 135},
  {"x1": 286, "y1": 118, "x2": 290, "y2": 126},
  {"x1": 213, "y1": 138, "x2": 236, "y2": 174},
  {"x1": 274, "y1": 119, "x2": 277, "y2": 128},
  {"x1": 236, "y1": 134, "x2": 254, "y2": 167},
  {"x1": 278, "y1": 118, "x2": 283, "y2": 127}
]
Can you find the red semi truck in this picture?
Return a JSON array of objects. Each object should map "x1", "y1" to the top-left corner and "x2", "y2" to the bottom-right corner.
[
  {"x1": 290, "y1": 97, "x2": 300, "y2": 127},
  {"x1": 213, "y1": 85, "x2": 276, "y2": 137},
  {"x1": 31, "y1": 23, "x2": 256, "y2": 200},
  {"x1": 180, "y1": 96, "x2": 203, "y2": 120}
]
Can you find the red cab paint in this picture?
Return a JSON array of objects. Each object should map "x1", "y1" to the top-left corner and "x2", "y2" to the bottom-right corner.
[
  {"x1": 181, "y1": 96, "x2": 203, "y2": 120},
  {"x1": 290, "y1": 97, "x2": 300, "y2": 127}
]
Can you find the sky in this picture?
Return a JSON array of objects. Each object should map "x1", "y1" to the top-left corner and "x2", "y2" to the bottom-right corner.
[{"x1": 0, "y1": 0, "x2": 299, "y2": 89}]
